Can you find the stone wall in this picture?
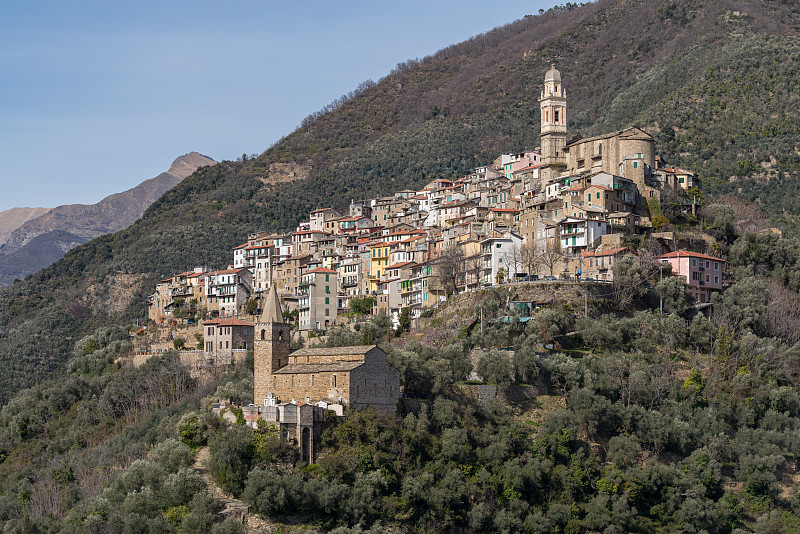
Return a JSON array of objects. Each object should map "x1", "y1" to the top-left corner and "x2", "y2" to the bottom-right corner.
[
  {"x1": 349, "y1": 348, "x2": 402, "y2": 414},
  {"x1": 253, "y1": 321, "x2": 291, "y2": 405},
  {"x1": 270, "y1": 370, "x2": 352, "y2": 405}
]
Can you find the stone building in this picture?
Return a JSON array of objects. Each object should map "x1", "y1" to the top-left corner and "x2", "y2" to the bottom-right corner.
[
  {"x1": 297, "y1": 267, "x2": 338, "y2": 332},
  {"x1": 202, "y1": 318, "x2": 253, "y2": 365},
  {"x1": 271, "y1": 346, "x2": 401, "y2": 413},
  {"x1": 254, "y1": 285, "x2": 401, "y2": 414}
]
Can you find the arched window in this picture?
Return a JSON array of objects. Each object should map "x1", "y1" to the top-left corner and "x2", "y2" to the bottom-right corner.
[
  {"x1": 260, "y1": 329, "x2": 266, "y2": 340},
  {"x1": 278, "y1": 330, "x2": 283, "y2": 341}
]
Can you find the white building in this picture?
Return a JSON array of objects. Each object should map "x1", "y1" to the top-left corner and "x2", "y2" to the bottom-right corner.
[
  {"x1": 558, "y1": 217, "x2": 609, "y2": 257},
  {"x1": 204, "y1": 268, "x2": 253, "y2": 317},
  {"x1": 479, "y1": 231, "x2": 524, "y2": 286}
]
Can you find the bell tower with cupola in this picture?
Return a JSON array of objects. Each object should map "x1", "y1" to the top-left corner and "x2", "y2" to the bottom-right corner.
[{"x1": 539, "y1": 64, "x2": 568, "y2": 184}]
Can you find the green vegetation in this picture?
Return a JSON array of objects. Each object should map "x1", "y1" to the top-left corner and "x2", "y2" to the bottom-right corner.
[
  {"x1": 192, "y1": 230, "x2": 800, "y2": 533},
  {"x1": 0, "y1": 1, "x2": 800, "y2": 529},
  {"x1": 0, "y1": 222, "x2": 799, "y2": 531}
]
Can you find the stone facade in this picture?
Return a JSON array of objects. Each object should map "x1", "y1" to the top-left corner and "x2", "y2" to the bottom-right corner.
[
  {"x1": 268, "y1": 346, "x2": 400, "y2": 414},
  {"x1": 563, "y1": 127, "x2": 656, "y2": 193},
  {"x1": 254, "y1": 287, "x2": 292, "y2": 405},
  {"x1": 202, "y1": 318, "x2": 253, "y2": 365},
  {"x1": 253, "y1": 285, "x2": 401, "y2": 413}
]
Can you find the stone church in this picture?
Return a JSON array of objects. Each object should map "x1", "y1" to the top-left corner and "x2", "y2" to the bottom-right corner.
[{"x1": 254, "y1": 285, "x2": 401, "y2": 414}]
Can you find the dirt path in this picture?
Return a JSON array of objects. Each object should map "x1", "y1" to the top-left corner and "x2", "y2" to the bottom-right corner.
[{"x1": 193, "y1": 447, "x2": 280, "y2": 533}]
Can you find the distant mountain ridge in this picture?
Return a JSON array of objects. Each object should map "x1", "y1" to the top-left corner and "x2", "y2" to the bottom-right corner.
[
  {"x1": 0, "y1": 152, "x2": 215, "y2": 285},
  {"x1": 0, "y1": 207, "x2": 49, "y2": 247}
]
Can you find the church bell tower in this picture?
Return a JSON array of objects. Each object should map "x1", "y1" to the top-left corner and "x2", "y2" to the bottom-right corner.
[
  {"x1": 254, "y1": 285, "x2": 291, "y2": 405},
  {"x1": 539, "y1": 64, "x2": 567, "y2": 184}
]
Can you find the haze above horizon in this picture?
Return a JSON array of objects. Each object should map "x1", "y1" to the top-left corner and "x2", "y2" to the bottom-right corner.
[{"x1": 0, "y1": 0, "x2": 560, "y2": 213}]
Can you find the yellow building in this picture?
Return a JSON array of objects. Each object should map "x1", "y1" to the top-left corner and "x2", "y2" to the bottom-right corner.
[{"x1": 368, "y1": 242, "x2": 390, "y2": 292}]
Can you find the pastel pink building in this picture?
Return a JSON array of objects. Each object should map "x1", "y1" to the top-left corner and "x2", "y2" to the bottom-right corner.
[{"x1": 659, "y1": 250, "x2": 726, "y2": 303}]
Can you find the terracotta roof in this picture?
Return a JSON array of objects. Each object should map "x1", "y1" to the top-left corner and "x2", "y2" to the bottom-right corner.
[
  {"x1": 659, "y1": 168, "x2": 695, "y2": 175},
  {"x1": 491, "y1": 208, "x2": 520, "y2": 213},
  {"x1": 659, "y1": 250, "x2": 724, "y2": 262},
  {"x1": 370, "y1": 242, "x2": 389, "y2": 248},
  {"x1": 307, "y1": 267, "x2": 336, "y2": 274},
  {"x1": 309, "y1": 207, "x2": 335, "y2": 214},
  {"x1": 293, "y1": 230, "x2": 330, "y2": 236},
  {"x1": 513, "y1": 164, "x2": 541, "y2": 173},
  {"x1": 213, "y1": 318, "x2": 254, "y2": 327},
  {"x1": 399, "y1": 235, "x2": 425, "y2": 243},
  {"x1": 213, "y1": 268, "x2": 248, "y2": 275},
  {"x1": 386, "y1": 261, "x2": 416, "y2": 270}
]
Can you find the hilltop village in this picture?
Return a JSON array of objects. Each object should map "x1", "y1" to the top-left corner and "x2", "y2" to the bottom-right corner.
[{"x1": 146, "y1": 66, "x2": 723, "y2": 420}]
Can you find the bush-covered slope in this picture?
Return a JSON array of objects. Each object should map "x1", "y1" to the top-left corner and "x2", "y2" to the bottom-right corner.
[{"x1": 1, "y1": 0, "x2": 800, "y2": 400}]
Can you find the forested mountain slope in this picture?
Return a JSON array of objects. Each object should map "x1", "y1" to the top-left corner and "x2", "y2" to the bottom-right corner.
[{"x1": 0, "y1": 0, "x2": 799, "y2": 400}]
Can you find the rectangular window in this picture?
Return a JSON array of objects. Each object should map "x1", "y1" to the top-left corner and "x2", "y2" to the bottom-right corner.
[
  {"x1": 692, "y1": 259, "x2": 697, "y2": 267},
  {"x1": 325, "y1": 297, "x2": 329, "y2": 304},
  {"x1": 714, "y1": 276, "x2": 719, "y2": 284}
]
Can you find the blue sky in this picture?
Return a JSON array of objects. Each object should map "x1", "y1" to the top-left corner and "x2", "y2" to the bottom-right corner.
[{"x1": 0, "y1": 1, "x2": 559, "y2": 212}]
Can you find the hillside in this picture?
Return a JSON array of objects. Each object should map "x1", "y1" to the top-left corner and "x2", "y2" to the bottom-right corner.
[
  {"x1": 0, "y1": 0, "x2": 799, "y2": 400},
  {"x1": 0, "y1": 152, "x2": 216, "y2": 286},
  {"x1": 0, "y1": 207, "x2": 49, "y2": 247},
  {"x1": 2, "y1": 247, "x2": 800, "y2": 531}
]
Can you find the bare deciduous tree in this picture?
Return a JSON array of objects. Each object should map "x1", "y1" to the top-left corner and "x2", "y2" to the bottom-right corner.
[
  {"x1": 536, "y1": 236, "x2": 563, "y2": 276},
  {"x1": 502, "y1": 243, "x2": 524, "y2": 281},
  {"x1": 434, "y1": 246, "x2": 465, "y2": 297},
  {"x1": 521, "y1": 241, "x2": 538, "y2": 277}
]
